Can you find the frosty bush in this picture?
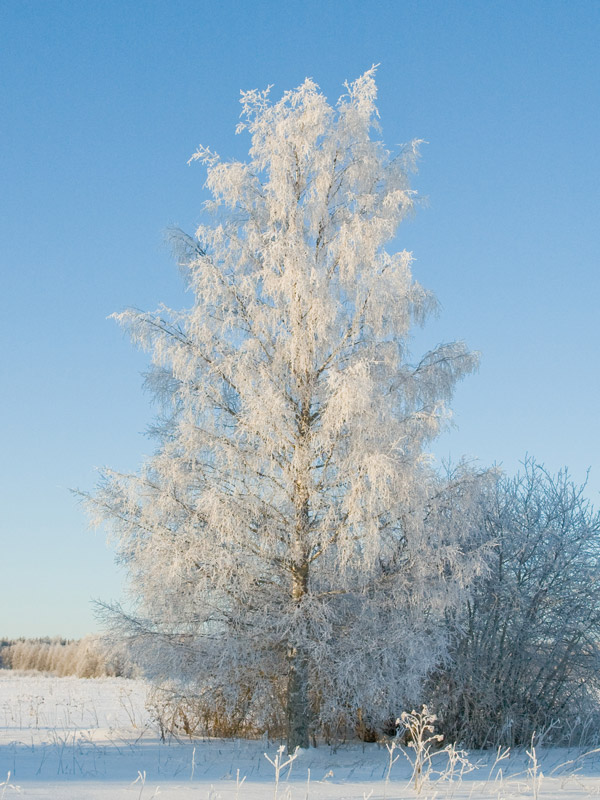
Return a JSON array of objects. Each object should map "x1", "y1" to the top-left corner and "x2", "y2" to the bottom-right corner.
[
  {"x1": 86, "y1": 69, "x2": 486, "y2": 749},
  {"x1": 431, "y1": 458, "x2": 600, "y2": 748}
]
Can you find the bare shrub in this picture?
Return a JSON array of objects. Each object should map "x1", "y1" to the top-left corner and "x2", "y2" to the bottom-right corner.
[
  {"x1": 146, "y1": 681, "x2": 286, "y2": 741},
  {"x1": 431, "y1": 458, "x2": 600, "y2": 747}
]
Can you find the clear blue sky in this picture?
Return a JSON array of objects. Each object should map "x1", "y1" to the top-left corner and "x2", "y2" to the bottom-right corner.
[{"x1": 1, "y1": 0, "x2": 598, "y2": 638}]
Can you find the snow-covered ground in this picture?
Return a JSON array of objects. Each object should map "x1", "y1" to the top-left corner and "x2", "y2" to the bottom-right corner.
[{"x1": 2, "y1": 671, "x2": 600, "y2": 799}]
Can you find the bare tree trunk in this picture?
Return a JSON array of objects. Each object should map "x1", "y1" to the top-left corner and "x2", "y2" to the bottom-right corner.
[
  {"x1": 286, "y1": 394, "x2": 312, "y2": 752},
  {"x1": 286, "y1": 636, "x2": 310, "y2": 750}
]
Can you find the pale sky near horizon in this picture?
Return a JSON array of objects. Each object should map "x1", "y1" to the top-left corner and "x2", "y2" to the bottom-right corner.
[{"x1": 1, "y1": 0, "x2": 599, "y2": 638}]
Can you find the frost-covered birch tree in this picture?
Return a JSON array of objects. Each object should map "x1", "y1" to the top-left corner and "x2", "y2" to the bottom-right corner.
[{"x1": 88, "y1": 69, "x2": 484, "y2": 750}]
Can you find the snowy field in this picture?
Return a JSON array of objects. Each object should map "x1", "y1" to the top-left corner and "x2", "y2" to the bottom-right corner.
[{"x1": 2, "y1": 671, "x2": 600, "y2": 798}]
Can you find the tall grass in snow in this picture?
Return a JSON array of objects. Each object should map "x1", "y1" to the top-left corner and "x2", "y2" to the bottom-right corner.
[{"x1": 0, "y1": 636, "x2": 132, "y2": 678}]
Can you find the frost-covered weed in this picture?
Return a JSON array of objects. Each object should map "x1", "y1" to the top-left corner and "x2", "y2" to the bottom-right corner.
[
  {"x1": 264, "y1": 745, "x2": 299, "y2": 800},
  {"x1": 395, "y1": 706, "x2": 474, "y2": 795},
  {"x1": 0, "y1": 773, "x2": 20, "y2": 799}
]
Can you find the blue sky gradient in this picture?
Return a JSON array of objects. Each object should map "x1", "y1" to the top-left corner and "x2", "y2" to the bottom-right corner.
[{"x1": 2, "y1": 0, "x2": 599, "y2": 637}]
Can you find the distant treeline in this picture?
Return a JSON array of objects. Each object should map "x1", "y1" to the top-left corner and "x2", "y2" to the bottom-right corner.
[{"x1": 0, "y1": 636, "x2": 134, "y2": 678}]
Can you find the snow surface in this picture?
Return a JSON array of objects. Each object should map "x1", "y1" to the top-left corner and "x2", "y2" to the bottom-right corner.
[{"x1": 1, "y1": 671, "x2": 600, "y2": 798}]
